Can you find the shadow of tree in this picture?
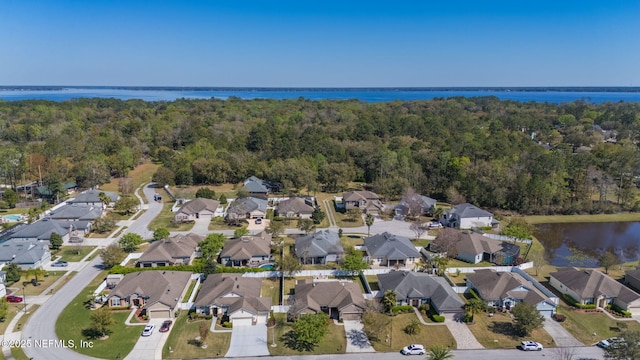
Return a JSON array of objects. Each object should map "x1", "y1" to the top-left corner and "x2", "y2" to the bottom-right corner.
[
  {"x1": 282, "y1": 330, "x2": 315, "y2": 352},
  {"x1": 487, "y1": 321, "x2": 520, "y2": 339},
  {"x1": 187, "y1": 339, "x2": 203, "y2": 347},
  {"x1": 346, "y1": 328, "x2": 371, "y2": 348},
  {"x1": 81, "y1": 327, "x2": 102, "y2": 340}
]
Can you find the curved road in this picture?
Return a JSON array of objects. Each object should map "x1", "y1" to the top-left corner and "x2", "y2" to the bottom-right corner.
[{"x1": 22, "y1": 183, "x2": 163, "y2": 360}]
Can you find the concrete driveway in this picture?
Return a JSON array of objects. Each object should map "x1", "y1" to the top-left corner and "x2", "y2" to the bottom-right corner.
[
  {"x1": 225, "y1": 320, "x2": 270, "y2": 357},
  {"x1": 543, "y1": 318, "x2": 583, "y2": 346},
  {"x1": 191, "y1": 217, "x2": 211, "y2": 233},
  {"x1": 343, "y1": 320, "x2": 375, "y2": 353},
  {"x1": 124, "y1": 318, "x2": 171, "y2": 360}
]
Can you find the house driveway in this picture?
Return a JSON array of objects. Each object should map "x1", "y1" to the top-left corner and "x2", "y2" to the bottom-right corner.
[
  {"x1": 225, "y1": 320, "x2": 270, "y2": 357},
  {"x1": 443, "y1": 314, "x2": 484, "y2": 349},
  {"x1": 343, "y1": 320, "x2": 375, "y2": 353},
  {"x1": 124, "y1": 318, "x2": 171, "y2": 360},
  {"x1": 191, "y1": 217, "x2": 211, "y2": 233},
  {"x1": 543, "y1": 318, "x2": 583, "y2": 346}
]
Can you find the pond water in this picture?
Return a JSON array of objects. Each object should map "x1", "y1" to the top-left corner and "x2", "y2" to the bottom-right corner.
[{"x1": 534, "y1": 222, "x2": 640, "y2": 267}]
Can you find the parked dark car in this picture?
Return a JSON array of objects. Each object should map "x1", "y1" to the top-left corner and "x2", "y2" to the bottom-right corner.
[
  {"x1": 6, "y1": 295, "x2": 23, "y2": 303},
  {"x1": 51, "y1": 261, "x2": 68, "y2": 267},
  {"x1": 159, "y1": 320, "x2": 173, "y2": 333}
]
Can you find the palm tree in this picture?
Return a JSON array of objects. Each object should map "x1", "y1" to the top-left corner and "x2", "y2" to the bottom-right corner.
[
  {"x1": 427, "y1": 345, "x2": 454, "y2": 360},
  {"x1": 463, "y1": 298, "x2": 486, "y2": 322},
  {"x1": 98, "y1": 192, "x2": 110, "y2": 206},
  {"x1": 365, "y1": 214, "x2": 374, "y2": 235},
  {"x1": 26, "y1": 267, "x2": 46, "y2": 285},
  {"x1": 430, "y1": 207, "x2": 444, "y2": 220}
]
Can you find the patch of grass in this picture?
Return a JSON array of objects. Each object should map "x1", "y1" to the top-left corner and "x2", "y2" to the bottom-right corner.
[
  {"x1": 137, "y1": 186, "x2": 148, "y2": 205},
  {"x1": 268, "y1": 313, "x2": 346, "y2": 355},
  {"x1": 208, "y1": 217, "x2": 236, "y2": 231},
  {"x1": 466, "y1": 311, "x2": 554, "y2": 349},
  {"x1": 56, "y1": 270, "x2": 141, "y2": 359},
  {"x1": 163, "y1": 314, "x2": 231, "y2": 359},
  {"x1": 148, "y1": 202, "x2": 194, "y2": 231},
  {"x1": 340, "y1": 235, "x2": 364, "y2": 249},
  {"x1": 182, "y1": 280, "x2": 198, "y2": 302},
  {"x1": 55, "y1": 246, "x2": 97, "y2": 262},
  {"x1": 365, "y1": 313, "x2": 456, "y2": 351},
  {"x1": 100, "y1": 162, "x2": 159, "y2": 193},
  {"x1": 261, "y1": 278, "x2": 281, "y2": 305},
  {"x1": 447, "y1": 258, "x2": 493, "y2": 268},
  {"x1": 14, "y1": 305, "x2": 39, "y2": 332},
  {"x1": 365, "y1": 275, "x2": 380, "y2": 291},
  {"x1": 171, "y1": 184, "x2": 238, "y2": 201},
  {"x1": 524, "y1": 212, "x2": 640, "y2": 224},
  {"x1": 10, "y1": 347, "x2": 30, "y2": 360},
  {"x1": 0, "y1": 304, "x2": 23, "y2": 334},
  {"x1": 333, "y1": 211, "x2": 364, "y2": 228},
  {"x1": 556, "y1": 305, "x2": 640, "y2": 345},
  {"x1": 50, "y1": 271, "x2": 77, "y2": 294},
  {"x1": 14, "y1": 271, "x2": 66, "y2": 296}
]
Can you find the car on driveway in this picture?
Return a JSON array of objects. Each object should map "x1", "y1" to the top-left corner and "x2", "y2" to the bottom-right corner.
[
  {"x1": 159, "y1": 320, "x2": 172, "y2": 333},
  {"x1": 520, "y1": 341, "x2": 543, "y2": 351},
  {"x1": 401, "y1": 344, "x2": 425, "y2": 355},
  {"x1": 51, "y1": 261, "x2": 68, "y2": 267},
  {"x1": 141, "y1": 324, "x2": 155, "y2": 337},
  {"x1": 427, "y1": 221, "x2": 443, "y2": 229},
  {"x1": 6, "y1": 295, "x2": 23, "y2": 303},
  {"x1": 255, "y1": 218, "x2": 262, "y2": 225},
  {"x1": 598, "y1": 337, "x2": 625, "y2": 349}
]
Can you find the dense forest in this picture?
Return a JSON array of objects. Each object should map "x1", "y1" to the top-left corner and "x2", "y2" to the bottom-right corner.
[{"x1": 1, "y1": 96, "x2": 640, "y2": 215}]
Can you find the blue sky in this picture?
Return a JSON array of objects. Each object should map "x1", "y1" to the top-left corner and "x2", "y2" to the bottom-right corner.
[{"x1": 1, "y1": 0, "x2": 638, "y2": 87}]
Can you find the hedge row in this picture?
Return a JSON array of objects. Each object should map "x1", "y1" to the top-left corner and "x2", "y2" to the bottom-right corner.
[{"x1": 392, "y1": 305, "x2": 414, "y2": 314}]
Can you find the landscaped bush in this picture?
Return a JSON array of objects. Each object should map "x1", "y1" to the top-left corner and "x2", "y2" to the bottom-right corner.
[
  {"x1": 578, "y1": 304, "x2": 597, "y2": 310},
  {"x1": 391, "y1": 305, "x2": 413, "y2": 314},
  {"x1": 431, "y1": 314, "x2": 445, "y2": 323},
  {"x1": 607, "y1": 304, "x2": 632, "y2": 318},
  {"x1": 552, "y1": 313, "x2": 566, "y2": 322},
  {"x1": 188, "y1": 312, "x2": 213, "y2": 321},
  {"x1": 462, "y1": 313, "x2": 474, "y2": 323},
  {"x1": 222, "y1": 321, "x2": 233, "y2": 328}
]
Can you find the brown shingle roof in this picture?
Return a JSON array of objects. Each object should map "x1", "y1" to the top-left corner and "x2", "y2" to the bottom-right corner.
[
  {"x1": 138, "y1": 233, "x2": 204, "y2": 264},
  {"x1": 194, "y1": 274, "x2": 271, "y2": 314},
  {"x1": 456, "y1": 232, "x2": 502, "y2": 255},
  {"x1": 293, "y1": 280, "x2": 366, "y2": 315},
  {"x1": 467, "y1": 269, "x2": 551, "y2": 306},
  {"x1": 220, "y1": 231, "x2": 271, "y2": 261},
  {"x1": 175, "y1": 198, "x2": 220, "y2": 216},
  {"x1": 109, "y1": 270, "x2": 192, "y2": 309},
  {"x1": 277, "y1": 197, "x2": 314, "y2": 216}
]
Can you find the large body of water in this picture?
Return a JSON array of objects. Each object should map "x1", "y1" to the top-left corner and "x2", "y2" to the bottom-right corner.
[
  {"x1": 2, "y1": 87, "x2": 640, "y2": 103},
  {"x1": 534, "y1": 222, "x2": 640, "y2": 267}
]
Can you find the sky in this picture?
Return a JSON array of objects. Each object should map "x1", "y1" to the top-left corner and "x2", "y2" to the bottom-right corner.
[{"x1": 1, "y1": 0, "x2": 639, "y2": 87}]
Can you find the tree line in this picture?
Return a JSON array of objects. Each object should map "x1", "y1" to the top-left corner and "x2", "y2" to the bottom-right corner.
[{"x1": 1, "y1": 97, "x2": 640, "y2": 215}]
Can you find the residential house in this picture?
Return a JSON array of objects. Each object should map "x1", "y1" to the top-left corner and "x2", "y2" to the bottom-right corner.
[
  {"x1": 194, "y1": 274, "x2": 271, "y2": 325},
  {"x1": 241, "y1": 176, "x2": 280, "y2": 198},
  {"x1": 47, "y1": 203, "x2": 104, "y2": 222},
  {"x1": 394, "y1": 194, "x2": 437, "y2": 218},
  {"x1": 363, "y1": 232, "x2": 420, "y2": 268},
  {"x1": 173, "y1": 198, "x2": 221, "y2": 223},
  {"x1": 466, "y1": 269, "x2": 558, "y2": 317},
  {"x1": 454, "y1": 231, "x2": 520, "y2": 265},
  {"x1": 295, "y1": 229, "x2": 344, "y2": 265},
  {"x1": 138, "y1": 233, "x2": 204, "y2": 268},
  {"x1": 36, "y1": 181, "x2": 77, "y2": 199},
  {"x1": 0, "y1": 239, "x2": 51, "y2": 270},
  {"x1": 441, "y1": 203, "x2": 498, "y2": 229},
  {"x1": 66, "y1": 189, "x2": 119, "y2": 207},
  {"x1": 342, "y1": 190, "x2": 384, "y2": 214},
  {"x1": 107, "y1": 270, "x2": 192, "y2": 319},
  {"x1": 549, "y1": 267, "x2": 640, "y2": 314},
  {"x1": 290, "y1": 279, "x2": 366, "y2": 320},
  {"x1": 277, "y1": 197, "x2": 314, "y2": 219},
  {"x1": 219, "y1": 231, "x2": 272, "y2": 267},
  {"x1": 7, "y1": 218, "x2": 69, "y2": 243},
  {"x1": 226, "y1": 197, "x2": 268, "y2": 221},
  {"x1": 377, "y1": 271, "x2": 464, "y2": 314},
  {"x1": 625, "y1": 268, "x2": 640, "y2": 292}
]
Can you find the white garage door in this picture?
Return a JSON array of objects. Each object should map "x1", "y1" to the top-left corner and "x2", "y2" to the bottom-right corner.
[
  {"x1": 149, "y1": 309, "x2": 171, "y2": 319},
  {"x1": 233, "y1": 317, "x2": 253, "y2": 326},
  {"x1": 627, "y1": 306, "x2": 640, "y2": 315}
]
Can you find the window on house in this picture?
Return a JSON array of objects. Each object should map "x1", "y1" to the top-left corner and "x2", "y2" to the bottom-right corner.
[{"x1": 111, "y1": 298, "x2": 120, "y2": 306}]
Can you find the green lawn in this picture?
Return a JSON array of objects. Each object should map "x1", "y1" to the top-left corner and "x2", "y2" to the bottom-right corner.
[
  {"x1": 524, "y1": 212, "x2": 640, "y2": 224},
  {"x1": 261, "y1": 278, "x2": 282, "y2": 305},
  {"x1": 0, "y1": 304, "x2": 25, "y2": 334},
  {"x1": 333, "y1": 211, "x2": 364, "y2": 228},
  {"x1": 148, "y1": 202, "x2": 194, "y2": 232},
  {"x1": 364, "y1": 313, "x2": 456, "y2": 351},
  {"x1": 56, "y1": 271, "x2": 141, "y2": 359},
  {"x1": 466, "y1": 311, "x2": 554, "y2": 349},
  {"x1": 55, "y1": 246, "x2": 97, "y2": 262},
  {"x1": 340, "y1": 235, "x2": 364, "y2": 249},
  {"x1": 182, "y1": 280, "x2": 198, "y2": 302},
  {"x1": 556, "y1": 305, "x2": 640, "y2": 345},
  {"x1": 208, "y1": 217, "x2": 237, "y2": 231},
  {"x1": 100, "y1": 162, "x2": 159, "y2": 194},
  {"x1": 10, "y1": 271, "x2": 66, "y2": 296},
  {"x1": 163, "y1": 314, "x2": 231, "y2": 359},
  {"x1": 365, "y1": 275, "x2": 380, "y2": 291},
  {"x1": 267, "y1": 313, "x2": 346, "y2": 355}
]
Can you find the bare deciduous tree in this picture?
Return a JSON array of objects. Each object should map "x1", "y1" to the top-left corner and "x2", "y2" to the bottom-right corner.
[
  {"x1": 410, "y1": 222, "x2": 427, "y2": 239},
  {"x1": 430, "y1": 228, "x2": 461, "y2": 257}
]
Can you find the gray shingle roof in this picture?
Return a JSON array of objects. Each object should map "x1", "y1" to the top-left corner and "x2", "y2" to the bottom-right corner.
[
  {"x1": 243, "y1": 176, "x2": 270, "y2": 194},
  {"x1": 67, "y1": 189, "x2": 119, "y2": 204},
  {"x1": 364, "y1": 232, "x2": 420, "y2": 260},
  {"x1": 551, "y1": 267, "x2": 640, "y2": 304},
  {"x1": 277, "y1": 197, "x2": 314, "y2": 216},
  {"x1": 377, "y1": 271, "x2": 464, "y2": 312},
  {"x1": 48, "y1": 204, "x2": 104, "y2": 221},
  {"x1": 9, "y1": 218, "x2": 68, "y2": 241},
  {"x1": 227, "y1": 197, "x2": 267, "y2": 215},
  {"x1": 0, "y1": 239, "x2": 50, "y2": 265},
  {"x1": 295, "y1": 230, "x2": 343, "y2": 258},
  {"x1": 395, "y1": 195, "x2": 437, "y2": 216},
  {"x1": 447, "y1": 203, "x2": 493, "y2": 219},
  {"x1": 342, "y1": 191, "x2": 380, "y2": 202}
]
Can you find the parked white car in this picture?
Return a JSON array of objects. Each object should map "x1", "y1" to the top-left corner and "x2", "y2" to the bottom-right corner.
[
  {"x1": 520, "y1": 341, "x2": 543, "y2": 351},
  {"x1": 141, "y1": 324, "x2": 155, "y2": 337},
  {"x1": 401, "y1": 344, "x2": 425, "y2": 355}
]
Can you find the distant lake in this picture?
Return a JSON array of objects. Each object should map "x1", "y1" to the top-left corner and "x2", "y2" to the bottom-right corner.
[
  {"x1": 534, "y1": 222, "x2": 640, "y2": 267},
  {"x1": 1, "y1": 87, "x2": 640, "y2": 103}
]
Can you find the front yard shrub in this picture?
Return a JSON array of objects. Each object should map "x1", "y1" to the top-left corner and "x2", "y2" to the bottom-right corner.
[
  {"x1": 404, "y1": 320, "x2": 420, "y2": 335},
  {"x1": 606, "y1": 304, "x2": 632, "y2": 318},
  {"x1": 391, "y1": 305, "x2": 413, "y2": 314},
  {"x1": 552, "y1": 313, "x2": 566, "y2": 322},
  {"x1": 222, "y1": 321, "x2": 233, "y2": 328},
  {"x1": 431, "y1": 315, "x2": 445, "y2": 323}
]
